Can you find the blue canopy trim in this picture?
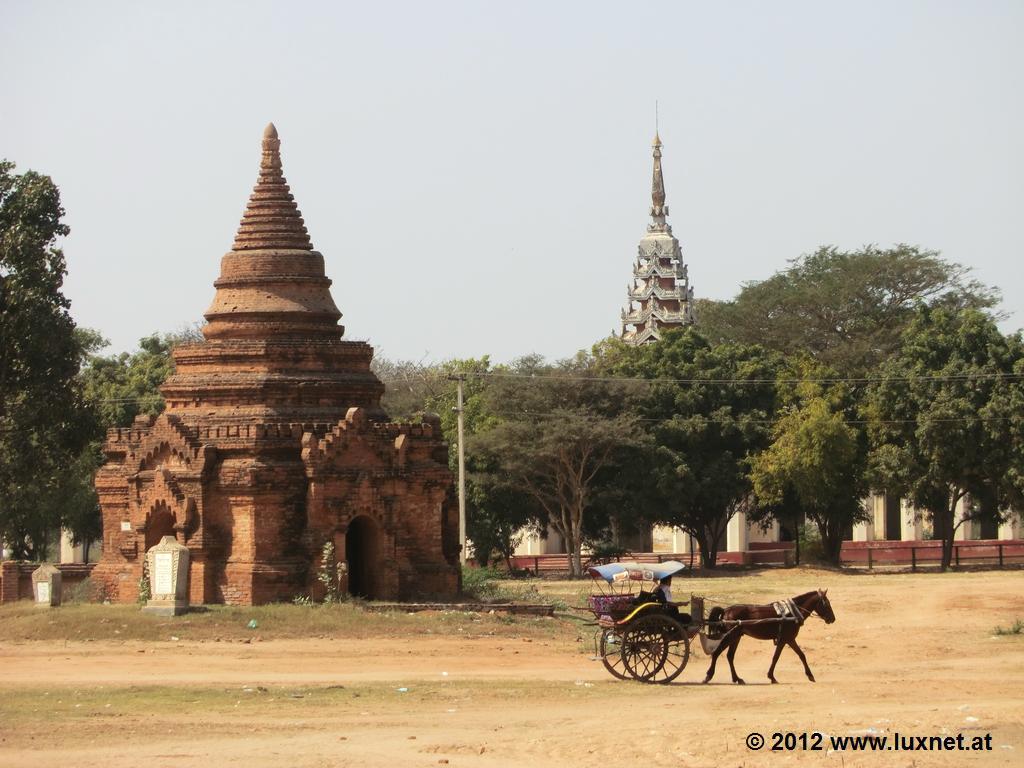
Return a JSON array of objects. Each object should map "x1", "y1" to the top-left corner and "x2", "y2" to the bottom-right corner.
[{"x1": 587, "y1": 560, "x2": 688, "y2": 584}]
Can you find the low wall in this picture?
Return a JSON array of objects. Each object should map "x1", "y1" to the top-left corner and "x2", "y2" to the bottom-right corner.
[
  {"x1": 841, "y1": 539, "x2": 1024, "y2": 568},
  {"x1": 0, "y1": 562, "x2": 96, "y2": 603},
  {"x1": 505, "y1": 539, "x2": 1024, "y2": 574}
]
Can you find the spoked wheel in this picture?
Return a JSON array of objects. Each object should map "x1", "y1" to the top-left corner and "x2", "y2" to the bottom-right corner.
[
  {"x1": 599, "y1": 628, "x2": 629, "y2": 680},
  {"x1": 621, "y1": 614, "x2": 690, "y2": 684}
]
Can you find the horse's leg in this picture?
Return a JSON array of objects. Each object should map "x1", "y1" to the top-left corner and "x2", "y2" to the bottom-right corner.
[
  {"x1": 726, "y1": 633, "x2": 745, "y2": 685},
  {"x1": 766, "y1": 636, "x2": 786, "y2": 684},
  {"x1": 703, "y1": 633, "x2": 728, "y2": 683},
  {"x1": 703, "y1": 626, "x2": 737, "y2": 683},
  {"x1": 787, "y1": 637, "x2": 815, "y2": 682}
]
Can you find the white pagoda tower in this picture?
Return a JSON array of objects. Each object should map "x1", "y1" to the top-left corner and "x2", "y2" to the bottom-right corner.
[{"x1": 620, "y1": 133, "x2": 694, "y2": 344}]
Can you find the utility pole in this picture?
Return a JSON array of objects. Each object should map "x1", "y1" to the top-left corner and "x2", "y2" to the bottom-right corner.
[{"x1": 450, "y1": 374, "x2": 467, "y2": 565}]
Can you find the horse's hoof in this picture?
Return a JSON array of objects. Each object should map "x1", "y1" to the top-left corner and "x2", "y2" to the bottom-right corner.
[
  {"x1": 808, "y1": 675, "x2": 816, "y2": 683},
  {"x1": 769, "y1": 678, "x2": 777, "y2": 684},
  {"x1": 734, "y1": 679, "x2": 745, "y2": 685},
  {"x1": 702, "y1": 677, "x2": 711, "y2": 685}
]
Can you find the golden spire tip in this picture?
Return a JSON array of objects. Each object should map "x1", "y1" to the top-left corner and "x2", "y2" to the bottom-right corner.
[{"x1": 263, "y1": 122, "x2": 278, "y2": 139}]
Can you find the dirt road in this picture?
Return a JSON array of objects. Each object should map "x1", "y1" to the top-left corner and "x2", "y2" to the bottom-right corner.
[{"x1": 2, "y1": 568, "x2": 1021, "y2": 768}]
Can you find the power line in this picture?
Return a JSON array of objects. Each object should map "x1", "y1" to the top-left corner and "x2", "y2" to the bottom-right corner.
[{"x1": 452, "y1": 370, "x2": 1024, "y2": 386}]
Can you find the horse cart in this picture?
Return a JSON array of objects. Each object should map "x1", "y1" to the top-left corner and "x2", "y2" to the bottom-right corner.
[
  {"x1": 585, "y1": 560, "x2": 836, "y2": 684},
  {"x1": 586, "y1": 560, "x2": 705, "y2": 684}
]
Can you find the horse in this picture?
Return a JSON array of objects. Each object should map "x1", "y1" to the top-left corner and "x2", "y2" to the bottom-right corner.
[{"x1": 703, "y1": 589, "x2": 835, "y2": 685}]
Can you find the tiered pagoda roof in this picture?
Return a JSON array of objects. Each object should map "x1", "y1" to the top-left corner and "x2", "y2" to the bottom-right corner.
[
  {"x1": 160, "y1": 124, "x2": 385, "y2": 423},
  {"x1": 620, "y1": 132, "x2": 695, "y2": 345}
]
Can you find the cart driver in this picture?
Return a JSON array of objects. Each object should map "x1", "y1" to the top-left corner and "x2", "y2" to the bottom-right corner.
[
  {"x1": 653, "y1": 575, "x2": 690, "y2": 623},
  {"x1": 654, "y1": 575, "x2": 674, "y2": 605}
]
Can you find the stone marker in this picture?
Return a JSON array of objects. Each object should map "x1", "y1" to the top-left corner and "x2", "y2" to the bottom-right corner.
[
  {"x1": 32, "y1": 563, "x2": 62, "y2": 608},
  {"x1": 142, "y1": 536, "x2": 190, "y2": 616}
]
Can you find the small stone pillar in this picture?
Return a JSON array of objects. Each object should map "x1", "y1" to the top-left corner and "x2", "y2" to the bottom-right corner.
[
  {"x1": 32, "y1": 563, "x2": 62, "y2": 607},
  {"x1": 142, "y1": 536, "x2": 190, "y2": 616}
]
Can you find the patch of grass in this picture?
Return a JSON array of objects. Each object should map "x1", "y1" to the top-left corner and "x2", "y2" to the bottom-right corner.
[
  {"x1": 993, "y1": 618, "x2": 1024, "y2": 636},
  {"x1": 0, "y1": 600, "x2": 572, "y2": 643},
  {"x1": 462, "y1": 566, "x2": 555, "y2": 606}
]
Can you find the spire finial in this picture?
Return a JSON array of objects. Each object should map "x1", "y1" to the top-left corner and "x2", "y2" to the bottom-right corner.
[
  {"x1": 231, "y1": 123, "x2": 312, "y2": 251},
  {"x1": 651, "y1": 132, "x2": 667, "y2": 217},
  {"x1": 649, "y1": 125, "x2": 668, "y2": 231},
  {"x1": 261, "y1": 122, "x2": 281, "y2": 171},
  {"x1": 654, "y1": 101, "x2": 661, "y2": 146}
]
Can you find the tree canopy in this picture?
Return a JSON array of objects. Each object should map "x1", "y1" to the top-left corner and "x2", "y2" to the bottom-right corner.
[
  {"x1": 696, "y1": 245, "x2": 999, "y2": 374},
  {"x1": 0, "y1": 161, "x2": 92, "y2": 559},
  {"x1": 865, "y1": 308, "x2": 1024, "y2": 569},
  {"x1": 750, "y1": 367, "x2": 869, "y2": 564},
  {"x1": 599, "y1": 329, "x2": 783, "y2": 567}
]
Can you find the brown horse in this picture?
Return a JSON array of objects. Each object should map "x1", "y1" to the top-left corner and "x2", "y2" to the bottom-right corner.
[{"x1": 703, "y1": 589, "x2": 835, "y2": 684}]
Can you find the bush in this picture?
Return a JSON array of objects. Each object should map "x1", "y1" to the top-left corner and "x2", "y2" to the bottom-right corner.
[
  {"x1": 797, "y1": 525, "x2": 826, "y2": 565},
  {"x1": 461, "y1": 565, "x2": 502, "y2": 600},
  {"x1": 994, "y1": 618, "x2": 1023, "y2": 636}
]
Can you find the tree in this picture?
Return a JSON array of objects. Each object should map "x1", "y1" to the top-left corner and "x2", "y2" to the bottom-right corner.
[
  {"x1": 750, "y1": 369, "x2": 869, "y2": 564},
  {"x1": 865, "y1": 308, "x2": 1024, "y2": 570},
  {"x1": 61, "y1": 327, "x2": 206, "y2": 553},
  {"x1": 469, "y1": 357, "x2": 645, "y2": 576},
  {"x1": 79, "y1": 332, "x2": 182, "y2": 428},
  {"x1": 697, "y1": 245, "x2": 999, "y2": 375},
  {"x1": 0, "y1": 160, "x2": 92, "y2": 559},
  {"x1": 600, "y1": 329, "x2": 782, "y2": 567},
  {"x1": 372, "y1": 356, "x2": 446, "y2": 420}
]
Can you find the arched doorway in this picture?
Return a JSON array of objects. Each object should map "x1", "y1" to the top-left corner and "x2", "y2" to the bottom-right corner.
[
  {"x1": 146, "y1": 501, "x2": 177, "y2": 552},
  {"x1": 345, "y1": 515, "x2": 379, "y2": 599}
]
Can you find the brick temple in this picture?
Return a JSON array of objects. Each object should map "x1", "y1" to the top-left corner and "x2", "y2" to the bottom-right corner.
[{"x1": 92, "y1": 124, "x2": 460, "y2": 605}]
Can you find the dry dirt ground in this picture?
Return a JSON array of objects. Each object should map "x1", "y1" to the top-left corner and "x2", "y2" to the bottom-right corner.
[{"x1": 1, "y1": 568, "x2": 1022, "y2": 768}]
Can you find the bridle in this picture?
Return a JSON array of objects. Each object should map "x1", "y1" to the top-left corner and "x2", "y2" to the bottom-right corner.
[{"x1": 794, "y1": 590, "x2": 831, "y2": 623}]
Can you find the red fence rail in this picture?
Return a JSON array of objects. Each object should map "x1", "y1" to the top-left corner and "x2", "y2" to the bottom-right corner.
[{"x1": 504, "y1": 539, "x2": 1024, "y2": 575}]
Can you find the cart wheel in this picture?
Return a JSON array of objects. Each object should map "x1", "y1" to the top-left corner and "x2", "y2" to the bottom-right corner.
[
  {"x1": 599, "y1": 628, "x2": 629, "y2": 680},
  {"x1": 621, "y1": 615, "x2": 690, "y2": 684}
]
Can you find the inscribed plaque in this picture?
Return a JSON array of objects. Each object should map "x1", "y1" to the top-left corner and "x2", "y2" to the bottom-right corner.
[
  {"x1": 37, "y1": 582, "x2": 51, "y2": 603},
  {"x1": 154, "y1": 552, "x2": 174, "y2": 594}
]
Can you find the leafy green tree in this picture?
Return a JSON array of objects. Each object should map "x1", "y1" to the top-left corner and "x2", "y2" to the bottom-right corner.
[
  {"x1": 865, "y1": 308, "x2": 1024, "y2": 570},
  {"x1": 58, "y1": 327, "x2": 205, "y2": 553},
  {"x1": 750, "y1": 369, "x2": 869, "y2": 564},
  {"x1": 0, "y1": 160, "x2": 93, "y2": 559},
  {"x1": 599, "y1": 329, "x2": 782, "y2": 567},
  {"x1": 79, "y1": 333, "x2": 181, "y2": 428},
  {"x1": 469, "y1": 356, "x2": 645, "y2": 576},
  {"x1": 697, "y1": 245, "x2": 999, "y2": 374}
]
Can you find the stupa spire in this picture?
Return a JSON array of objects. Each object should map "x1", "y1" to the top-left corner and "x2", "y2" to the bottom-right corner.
[
  {"x1": 232, "y1": 123, "x2": 313, "y2": 251},
  {"x1": 649, "y1": 132, "x2": 669, "y2": 233},
  {"x1": 201, "y1": 123, "x2": 343, "y2": 342}
]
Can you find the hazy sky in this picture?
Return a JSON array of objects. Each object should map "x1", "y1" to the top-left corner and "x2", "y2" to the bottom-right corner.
[{"x1": 3, "y1": 1, "x2": 1022, "y2": 364}]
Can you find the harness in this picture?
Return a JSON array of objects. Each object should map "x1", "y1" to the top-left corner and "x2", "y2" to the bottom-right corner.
[{"x1": 770, "y1": 598, "x2": 805, "y2": 644}]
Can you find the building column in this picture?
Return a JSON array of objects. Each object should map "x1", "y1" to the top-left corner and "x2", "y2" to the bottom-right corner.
[
  {"x1": 852, "y1": 520, "x2": 873, "y2": 542},
  {"x1": 727, "y1": 511, "x2": 748, "y2": 552},
  {"x1": 673, "y1": 528, "x2": 693, "y2": 554},
  {"x1": 900, "y1": 499, "x2": 922, "y2": 541},
  {"x1": 871, "y1": 494, "x2": 886, "y2": 539},
  {"x1": 954, "y1": 497, "x2": 972, "y2": 541},
  {"x1": 59, "y1": 530, "x2": 86, "y2": 564},
  {"x1": 854, "y1": 496, "x2": 876, "y2": 542},
  {"x1": 998, "y1": 515, "x2": 1021, "y2": 540}
]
